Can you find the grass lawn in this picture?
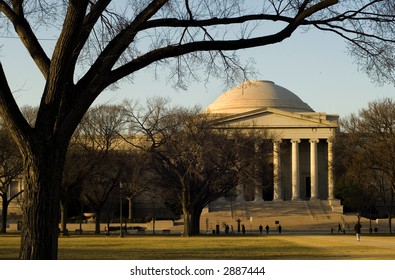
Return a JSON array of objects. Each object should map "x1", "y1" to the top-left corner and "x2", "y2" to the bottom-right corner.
[{"x1": 1, "y1": 234, "x2": 395, "y2": 260}]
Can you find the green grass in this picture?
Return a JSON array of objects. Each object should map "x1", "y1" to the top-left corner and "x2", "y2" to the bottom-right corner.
[{"x1": 1, "y1": 234, "x2": 395, "y2": 260}]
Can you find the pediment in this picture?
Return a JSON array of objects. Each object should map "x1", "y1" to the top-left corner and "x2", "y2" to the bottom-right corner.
[{"x1": 210, "y1": 107, "x2": 339, "y2": 129}]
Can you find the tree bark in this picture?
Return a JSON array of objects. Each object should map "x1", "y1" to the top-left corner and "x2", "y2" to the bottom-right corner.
[
  {"x1": 182, "y1": 204, "x2": 203, "y2": 236},
  {"x1": 190, "y1": 207, "x2": 202, "y2": 235},
  {"x1": 1, "y1": 197, "x2": 8, "y2": 233},
  {"x1": 19, "y1": 143, "x2": 66, "y2": 259},
  {"x1": 182, "y1": 207, "x2": 191, "y2": 236}
]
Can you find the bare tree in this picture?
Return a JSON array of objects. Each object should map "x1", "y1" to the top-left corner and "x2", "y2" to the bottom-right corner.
[
  {"x1": 61, "y1": 104, "x2": 127, "y2": 234},
  {"x1": 337, "y1": 98, "x2": 395, "y2": 234},
  {"x1": 0, "y1": 124, "x2": 22, "y2": 233},
  {"x1": 121, "y1": 150, "x2": 151, "y2": 222},
  {"x1": 333, "y1": 132, "x2": 376, "y2": 217},
  {"x1": 0, "y1": 0, "x2": 394, "y2": 259},
  {"x1": 81, "y1": 150, "x2": 130, "y2": 234},
  {"x1": 127, "y1": 99, "x2": 271, "y2": 235}
]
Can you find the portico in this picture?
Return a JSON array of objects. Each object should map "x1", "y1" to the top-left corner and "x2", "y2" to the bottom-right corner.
[{"x1": 272, "y1": 137, "x2": 335, "y2": 201}]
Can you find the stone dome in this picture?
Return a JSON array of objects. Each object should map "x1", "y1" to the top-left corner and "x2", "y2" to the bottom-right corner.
[{"x1": 205, "y1": 80, "x2": 314, "y2": 114}]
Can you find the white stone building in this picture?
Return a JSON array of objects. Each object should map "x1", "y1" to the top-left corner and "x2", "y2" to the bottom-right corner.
[{"x1": 206, "y1": 80, "x2": 339, "y2": 203}]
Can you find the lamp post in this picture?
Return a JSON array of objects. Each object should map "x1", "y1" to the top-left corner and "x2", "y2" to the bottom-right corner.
[
  {"x1": 127, "y1": 197, "x2": 133, "y2": 221},
  {"x1": 119, "y1": 182, "x2": 124, "y2": 238}
]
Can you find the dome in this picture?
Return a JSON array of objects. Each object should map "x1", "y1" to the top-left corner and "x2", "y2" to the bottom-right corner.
[{"x1": 205, "y1": 80, "x2": 314, "y2": 114}]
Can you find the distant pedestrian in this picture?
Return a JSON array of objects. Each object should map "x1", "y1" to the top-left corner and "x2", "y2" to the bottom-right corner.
[
  {"x1": 354, "y1": 221, "x2": 362, "y2": 241},
  {"x1": 265, "y1": 225, "x2": 270, "y2": 234},
  {"x1": 338, "y1": 223, "x2": 342, "y2": 234},
  {"x1": 278, "y1": 224, "x2": 282, "y2": 234},
  {"x1": 259, "y1": 224, "x2": 263, "y2": 234},
  {"x1": 242, "y1": 224, "x2": 246, "y2": 235}
]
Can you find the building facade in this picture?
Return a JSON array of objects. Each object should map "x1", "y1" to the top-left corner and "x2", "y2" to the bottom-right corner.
[{"x1": 206, "y1": 80, "x2": 339, "y2": 202}]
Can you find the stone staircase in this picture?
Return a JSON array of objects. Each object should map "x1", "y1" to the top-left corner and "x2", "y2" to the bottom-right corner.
[{"x1": 200, "y1": 199, "x2": 347, "y2": 231}]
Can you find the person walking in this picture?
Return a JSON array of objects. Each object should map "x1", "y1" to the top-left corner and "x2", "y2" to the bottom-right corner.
[
  {"x1": 354, "y1": 221, "x2": 362, "y2": 241},
  {"x1": 278, "y1": 224, "x2": 282, "y2": 234},
  {"x1": 265, "y1": 224, "x2": 270, "y2": 234},
  {"x1": 259, "y1": 224, "x2": 263, "y2": 234}
]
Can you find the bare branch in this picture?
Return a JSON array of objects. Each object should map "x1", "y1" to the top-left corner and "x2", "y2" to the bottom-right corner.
[{"x1": 0, "y1": 1, "x2": 50, "y2": 77}]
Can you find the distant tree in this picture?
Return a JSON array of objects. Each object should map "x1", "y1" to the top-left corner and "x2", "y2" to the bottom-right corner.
[
  {"x1": 127, "y1": 99, "x2": 271, "y2": 235},
  {"x1": 1, "y1": 0, "x2": 394, "y2": 259},
  {"x1": 333, "y1": 129, "x2": 375, "y2": 214},
  {"x1": 120, "y1": 150, "x2": 151, "y2": 222},
  {"x1": 60, "y1": 104, "x2": 127, "y2": 235},
  {"x1": 0, "y1": 124, "x2": 22, "y2": 233},
  {"x1": 81, "y1": 150, "x2": 130, "y2": 234},
  {"x1": 336, "y1": 98, "x2": 395, "y2": 234}
]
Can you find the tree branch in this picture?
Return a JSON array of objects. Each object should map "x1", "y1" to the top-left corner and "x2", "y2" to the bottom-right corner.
[
  {"x1": 0, "y1": 63, "x2": 33, "y2": 151},
  {"x1": 36, "y1": 0, "x2": 90, "y2": 135},
  {"x1": 81, "y1": 0, "x2": 170, "y2": 87},
  {"x1": 0, "y1": 0, "x2": 50, "y2": 77},
  {"x1": 72, "y1": 0, "x2": 112, "y2": 64},
  {"x1": 100, "y1": 0, "x2": 339, "y2": 89}
]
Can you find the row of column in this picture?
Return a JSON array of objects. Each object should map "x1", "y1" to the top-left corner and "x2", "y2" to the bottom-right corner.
[{"x1": 273, "y1": 138, "x2": 334, "y2": 201}]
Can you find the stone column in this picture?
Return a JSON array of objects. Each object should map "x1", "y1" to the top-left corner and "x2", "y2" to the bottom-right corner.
[
  {"x1": 273, "y1": 140, "x2": 282, "y2": 201},
  {"x1": 310, "y1": 139, "x2": 319, "y2": 200},
  {"x1": 327, "y1": 139, "x2": 335, "y2": 199},
  {"x1": 291, "y1": 139, "x2": 301, "y2": 201}
]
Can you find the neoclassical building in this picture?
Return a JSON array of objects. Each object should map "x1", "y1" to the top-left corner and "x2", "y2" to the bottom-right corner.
[{"x1": 206, "y1": 80, "x2": 339, "y2": 202}]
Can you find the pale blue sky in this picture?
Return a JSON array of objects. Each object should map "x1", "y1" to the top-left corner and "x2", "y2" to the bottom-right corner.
[{"x1": 1, "y1": 27, "x2": 394, "y2": 119}]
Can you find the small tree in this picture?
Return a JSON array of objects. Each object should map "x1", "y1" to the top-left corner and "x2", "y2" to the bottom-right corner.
[
  {"x1": 0, "y1": 125, "x2": 23, "y2": 233},
  {"x1": 121, "y1": 150, "x2": 151, "y2": 222},
  {"x1": 81, "y1": 150, "x2": 130, "y2": 234},
  {"x1": 60, "y1": 104, "x2": 127, "y2": 234}
]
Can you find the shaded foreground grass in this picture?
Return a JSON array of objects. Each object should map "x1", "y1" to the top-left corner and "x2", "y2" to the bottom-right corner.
[{"x1": 0, "y1": 234, "x2": 395, "y2": 260}]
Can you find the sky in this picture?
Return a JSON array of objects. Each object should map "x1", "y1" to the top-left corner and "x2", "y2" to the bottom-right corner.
[{"x1": 1, "y1": 25, "x2": 394, "y2": 119}]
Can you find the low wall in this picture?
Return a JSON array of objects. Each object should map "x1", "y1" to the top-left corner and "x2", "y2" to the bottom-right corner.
[{"x1": 3, "y1": 220, "x2": 175, "y2": 233}]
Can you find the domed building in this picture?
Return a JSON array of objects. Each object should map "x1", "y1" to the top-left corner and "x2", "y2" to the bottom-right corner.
[
  {"x1": 206, "y1": 80, "x2": 339, "y2": 204},
  {"x1": 206, "y1": 80, "x2": 314, "y2": 114}
]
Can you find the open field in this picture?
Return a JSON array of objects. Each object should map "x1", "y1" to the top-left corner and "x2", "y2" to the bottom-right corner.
[{"x1": 1, "y1": 233, "x2": 395, "y2": 260}]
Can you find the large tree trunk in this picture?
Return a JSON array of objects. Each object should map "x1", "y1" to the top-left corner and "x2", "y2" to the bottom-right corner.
[
  {"x1": 182, "y1": 204, "x2": 192, "y2": 236},
  {"x1": 95, "y1": 210, "x2": 101, "y2": 234},
  {"x1": 19, "y1": 144, "x2": 66, "y2": 260},
  {"x1": 190, "y1": 207, "x2": 202, "y2": 235},
  {"x1": 1, "y1": 197, "x2": 8, "y2": 233},
  {"x1": 182, "y1": 205, "x2": 203, "y2": 236}
]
